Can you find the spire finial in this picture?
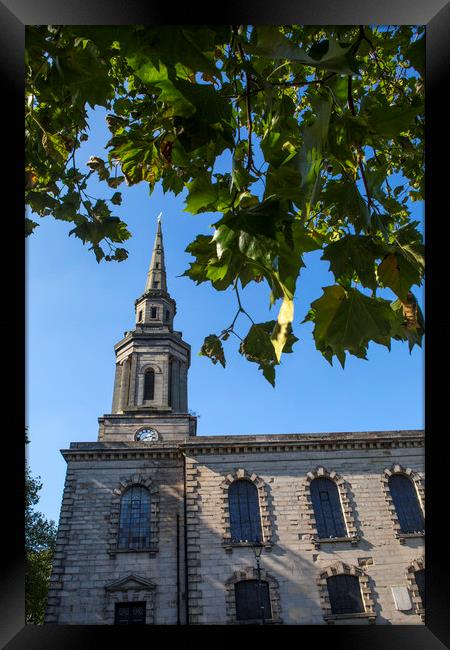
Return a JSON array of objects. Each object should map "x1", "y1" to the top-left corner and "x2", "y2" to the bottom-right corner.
[{"x1": 144, "y1": 213, "x2": 167, "y2": 293}]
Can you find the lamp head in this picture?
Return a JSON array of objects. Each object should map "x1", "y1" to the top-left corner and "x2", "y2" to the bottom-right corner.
[{"x1": 252, "y1": 540, "x2": 264, "y2": 559}]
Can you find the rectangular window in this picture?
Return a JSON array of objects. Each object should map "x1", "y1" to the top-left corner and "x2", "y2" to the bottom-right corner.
[
  {"x1": 151, "y1": 307, "x2": 157, "y2": 319},
  {"x1": 153, "y1": 281, "x2": 159, "y2": 288},
  {"x1": 138, "y1": 310, "x2": 143, "y2": 322},
  {"x1": 114, "y1": 602, "x2": 146, "y2": 625},
  {"x1": 155, "y1": 262, "x2": 160, "y2": 269}
]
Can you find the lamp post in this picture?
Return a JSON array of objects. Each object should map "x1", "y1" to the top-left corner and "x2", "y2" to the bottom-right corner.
[{"x1": 252, "y1": 540, "x2": 265, "y2": 625}]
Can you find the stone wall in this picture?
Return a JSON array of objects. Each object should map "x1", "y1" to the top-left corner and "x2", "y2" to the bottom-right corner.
[
  {"x1": 46, "y1": 431, "x2": 425, "y2": 626},
  {"x1": 45, "y1": 452, "x2": 186, "y2": 625},
  {"x1": 183, "y1": 432, "x2": 425, "y2": 625}
]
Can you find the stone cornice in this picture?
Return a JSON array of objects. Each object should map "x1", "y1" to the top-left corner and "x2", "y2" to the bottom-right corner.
[
  {"x1": 60, "y1": 430, "x2": 424, "y2": 463},
  {"x1": 113, "y1": 329, "x2": 190, "y2": 353},
  {"x1": 181, "y1": 430, "x2": 424, "y2": 454}
]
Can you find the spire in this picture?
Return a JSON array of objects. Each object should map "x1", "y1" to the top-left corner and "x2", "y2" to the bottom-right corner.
[{"x1": 144, "y1": 213, "x2": 167, "y2": 293}]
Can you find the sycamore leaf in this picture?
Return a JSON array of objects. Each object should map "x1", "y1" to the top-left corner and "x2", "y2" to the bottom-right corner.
[
  {"x1": 321, "y1": 235, "x2": 384, "y2": 290},
  {"x1": 240, "y1": 321, "x2": 279, "y2": 386},
  {"x1": 297, "y1": 98, "x2": 331, "y2": 216},
  {"x1": 240, "y1": 319, "x2": 298, "y2": 385},
  {"x1": 377, "y1": 252, "x2": 422, "y2": 301},
  {"x1": 184, "y1": 174, "x2": 219, "y2": 214},
  {"x1": 199, "y1": 334, "x2": 226, "y2": 367},
  {"x1": 25, "y1": 218, "x2": 39, "y2": 236},
  {"x1": 306, "y1": 285, "x2": 395, "y2": 366},
  {"x1": 271, "y1": 297, "x2": 294, "y2": 362},
  {"x1": 391, "y1": 294, "x2": 424, "y2": 352},
  {"x1": 246, "y1": 28, "x2": 358, "y2": 75}
]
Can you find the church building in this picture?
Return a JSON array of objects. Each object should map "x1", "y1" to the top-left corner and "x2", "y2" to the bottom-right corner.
[{"x1": 45, "y1": 218, "x2": 425, "y2": 626}]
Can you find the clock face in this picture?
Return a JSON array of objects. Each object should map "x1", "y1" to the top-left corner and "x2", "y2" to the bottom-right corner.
[{"x1": 135, "y1": 427, "x2": 159, "y2": 442}]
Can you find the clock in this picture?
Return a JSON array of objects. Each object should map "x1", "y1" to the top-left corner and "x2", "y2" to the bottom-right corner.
[{"x1": 135, "y1": 427, "x2": 159, "y2": 442}]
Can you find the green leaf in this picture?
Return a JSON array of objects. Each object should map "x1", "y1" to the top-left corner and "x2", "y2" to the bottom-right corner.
[
  {"x1": 240, "y1": 321, "x2": 278, "y2": 386},
  {"x1": 307, "y1": 285, "x2": 396, "y2": 366},
  {"x1": 199, "y1": 334, "x2": 226, "y2": 367},
  {"x1": 297, "y1": 98, "x2": 331, "y2": 216},
  {"x1": 363, "y1": 98, "x2": 419, "y2": 138},
  {"x1": 406, "y1": 34, "x2": 425, "y2": 78},
  {"x1": 245, "y1": 28, "x2": 358, "y2": 75},
  {"x1": 321, "y1": 235, "x2": 384, "y2": 290},
  {"x1": 25, "y1": 218, "x2": 39, "y2": 236},
  {"x1": 240, "y1": 319, "x2": 298, "y2": 386},
  {"x1": 184, "y1": 173, "x2": 219, "y2": 214},
  {"x1": 377, "y1": 252, "x2": 422, "y2": 301},
  {"x1": 220, "y1": 197, "x2": 290, "y2": 240},
  {"x1": 322, "y1": 179, "x2": 370, "y2": 233}
]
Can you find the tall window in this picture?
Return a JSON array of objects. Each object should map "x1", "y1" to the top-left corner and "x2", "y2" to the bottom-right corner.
[
  {"x1": 143, "y1": 369, "x2": 155, "y2": 401},
  {"x1": 235, "y1": 580, "x2": 271, "y2": 621},
  {"x1": 414, "y1": 569, "x2": 425, "y2": 608},
  {"x1": 388, "y1": 474, "x2": 424, "y2": 533},
  {"x1": 327, "y1": 575, "x2": 365, "y2": 615},
  {"x1": 150, "y1": 306, "x2": 157, "y2": 319},
  {"x1": 228, "y1": 479, "x2": 262, "y2": 543},
  {"x1": 118, "y1": 486, "x2": 150, "y2": 550},
  {"x1": 310, "y1": 477, "x2": 347, "y2": 539},
  {"x1": 114, "y1": 602, "x2": 146, "y2": 625}
]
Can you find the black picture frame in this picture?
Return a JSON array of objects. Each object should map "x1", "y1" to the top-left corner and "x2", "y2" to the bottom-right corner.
[{"x1": 2, "y1": 1, "x2": 448, "y2": 647}]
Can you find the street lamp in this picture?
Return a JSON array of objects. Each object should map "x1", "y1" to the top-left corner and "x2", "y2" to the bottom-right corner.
[{"x1": 251, "y1": 539, "x2": 265, "y2": 625}]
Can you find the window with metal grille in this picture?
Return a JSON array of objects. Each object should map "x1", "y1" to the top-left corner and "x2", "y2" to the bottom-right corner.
[
  {"x1": 228, "y1": 479, "x2": 262, "y2": 543},
  {"x1": 151, "y1": 306, "x2": 157, "y2": 319},
  {"x1": 388, "y1": 474, "x2": 424, "y2": 534},
  {"x1": 143, "y1": 369, "x2": 155, "y2": 401},
  {"x1": 114, "y1": 601, "x2": 146, "y2": 625},
  {"x1": 117, "y1": 486, "x2": 150, "y2": 550},
  {"x1": 327, "y1": 574, "x2": 365, "y2": 615},
  {"x1": 235, "y1": 580, "x2": 271, "y2": 621},
  {"x1": 415, "y1": 569, "x2": 425, "y2": 608},
  {"x1": 310, "y1": 477, "x2": 347, "y2": 539}
]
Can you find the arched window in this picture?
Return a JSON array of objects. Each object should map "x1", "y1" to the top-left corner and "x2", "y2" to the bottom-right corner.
[
  {"x1": 327, "y1": 575, "x2": 365, "y2": 615},
  {"x1": 310, "y1": 477, "x2": 347, "y2": 539},
  {"x1": 143, "y1": 369, "x2": 155, "y2": 401},
  {"x1": 228, "y1": 479, "x2": 262, "y2": 543},
  {"x1": 414, "y1": 569, "x2": 425, "y2": 608},
  {"x1": 118, "y1": 486, "x2": 151, "y2": 550},
  {"x1": 235, "y1": 580, "x2": 272, "y2": 621},
  {"x1": 388, "y1": 474, "x2": 424, "y2": 534}
]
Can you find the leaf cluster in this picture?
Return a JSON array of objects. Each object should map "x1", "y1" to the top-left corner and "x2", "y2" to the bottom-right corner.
[{"x1": 26, "y1": 25, "x2": 424, "y2": 382}]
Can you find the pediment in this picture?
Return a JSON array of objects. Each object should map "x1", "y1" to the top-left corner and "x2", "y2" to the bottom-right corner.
[{"x1": 105, "y1": 574, "x2": 156, "y2": 592}]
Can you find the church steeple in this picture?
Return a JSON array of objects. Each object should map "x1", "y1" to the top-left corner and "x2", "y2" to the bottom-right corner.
[
  {"x1": 134, "y1": 215, "x2": 176, "y2": 331},
  {"x1": 103, "y1": 211, "x2": 194, "y2": 436},
  {"x1": 144, "y1": 213, "x2": 167, "y2": 293}
]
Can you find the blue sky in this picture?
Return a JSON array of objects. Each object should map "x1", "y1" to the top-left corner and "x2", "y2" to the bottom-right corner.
[{"x1": 27, "y1": 106, "x2": 424, "y2": 525}]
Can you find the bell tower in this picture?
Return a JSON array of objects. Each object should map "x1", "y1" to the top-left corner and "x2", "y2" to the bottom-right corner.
[{"x1": 98, "y1": 214, "x2": 196, "y2": 443}]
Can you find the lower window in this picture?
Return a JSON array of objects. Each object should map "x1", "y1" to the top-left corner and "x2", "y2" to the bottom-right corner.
[
  {"x1": 327, "y1": 574, "x2": 365, "y2": 615},
  {"x1": 114, "y1": 601, "x2": 146, "y2": 625},
  {"x1": 235, "y1": 579, "x2": 272, "y2": 621}
]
